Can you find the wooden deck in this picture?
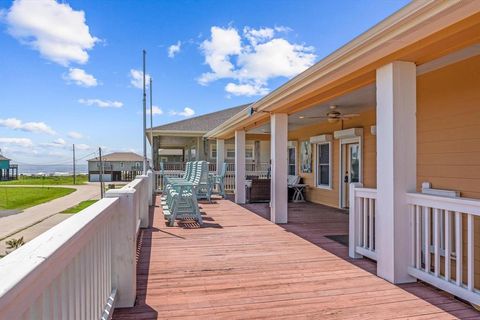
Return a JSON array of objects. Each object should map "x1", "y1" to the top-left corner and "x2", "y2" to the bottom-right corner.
[{"x1": 113, "y1": 198, "x2": 478, "y2": 319}]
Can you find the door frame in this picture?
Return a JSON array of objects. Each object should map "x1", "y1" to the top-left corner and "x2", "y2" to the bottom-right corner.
[{"x1": 338, "y1": 136, "x2": 363, "y2": 208}]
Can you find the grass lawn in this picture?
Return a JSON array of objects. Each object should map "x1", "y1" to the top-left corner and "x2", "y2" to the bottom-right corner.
[
  {"x1": 0, "y1": 187, "x2": 76, "y2": 210},
  {"x1": 61, "y1": 200, "x2": 98, "y2": 214},
  {"x1": 0, "y1": 175, "x2": 87, "y2": 186}
]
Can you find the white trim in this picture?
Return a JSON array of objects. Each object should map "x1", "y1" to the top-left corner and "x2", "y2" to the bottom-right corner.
[
  {"x1": 334, "y1": 128, "x2": 363, "y2": 140},
  {"x1": 288, "y1": 141, "x2": 298, "y2": 176},
  {"x1": 315, "y1": 141, "x2": 332, "y2": 189},
  {"x1": 310, "y1": 134, "x2": 333, "y2": 144},
  {"x1": 338, "y1": 135, "x2": 363, "y2": 208}
]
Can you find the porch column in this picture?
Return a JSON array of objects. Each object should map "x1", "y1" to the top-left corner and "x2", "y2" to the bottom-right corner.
[
  {"x1": 235, "y1": 130, "x2": 246, "y2": 203},
  {"x1": 376, "y1": 61, "x2": 416, "y2": 284},
  {"x1": 216, "y1": 139, "x2": 225, "y2": 175},
  {"x1": 270, "y1": 113, "x2": 288, "y2": 224}
]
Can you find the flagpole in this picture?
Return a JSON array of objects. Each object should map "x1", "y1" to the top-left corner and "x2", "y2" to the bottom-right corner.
[
  {"x1": 150, "y1": 77, "x2": 154, "y2": 169},
  {"x1": 142, "y1": 49, "x2": 147, "y2": 174}
]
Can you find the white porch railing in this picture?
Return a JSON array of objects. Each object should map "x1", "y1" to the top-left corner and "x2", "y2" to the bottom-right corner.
[
  {"x1": 0, "y1": 172, "x2": 154, "y2": 319},
  {"x1": 349, "y1": 183, "x2": 377, "y2": 261},
  {"x1": 407, "y1": 193, "x2": 480, "y2": 306}
]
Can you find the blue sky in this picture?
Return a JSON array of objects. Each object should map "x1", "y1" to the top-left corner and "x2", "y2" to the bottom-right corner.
[{"x1": 0, "y1": 0, "x2": 409, "y2": 165}]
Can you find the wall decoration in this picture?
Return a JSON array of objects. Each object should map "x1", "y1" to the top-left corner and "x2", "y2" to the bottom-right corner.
[{"x1": 300, "y1": 141, "x2": 312, "y2": 173}]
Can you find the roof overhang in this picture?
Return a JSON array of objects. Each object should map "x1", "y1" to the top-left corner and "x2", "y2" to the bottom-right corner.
[{"x1": 204, "y1": 0, "x2": 480, "y2": 139}]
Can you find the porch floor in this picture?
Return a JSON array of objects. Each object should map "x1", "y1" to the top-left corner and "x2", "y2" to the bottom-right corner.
[{"x1": 112, "y1": 198, "x2": 478, "y2": 319}]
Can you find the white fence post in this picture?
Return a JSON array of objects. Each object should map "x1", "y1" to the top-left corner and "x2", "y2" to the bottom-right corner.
[
  {"x1": 349, "y1": 183, "x2": 363, "y2": 258},
  {"x1": 133, "y1": 176, "x2": 149, "y2": 228},
  {"x1": 105, "y1": 189, "x2": 137, "y2": 308},
  {"x1": 147, "y1": 170, "x2": 154, "y2": 206}
]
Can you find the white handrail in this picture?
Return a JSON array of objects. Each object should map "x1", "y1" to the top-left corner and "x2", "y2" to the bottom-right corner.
[
  {"x1": 407, "y1": 192, "x2": 480, "y2": 305},
  {"x1": 0, "y1": 198, "x2": 119, "y2": 319},
  {"x1": 0, "y1": 172, "x2": 154, "y2": 318},
  {"x1": 349, "y1": 184, "x2": 377, "y2": 261}
]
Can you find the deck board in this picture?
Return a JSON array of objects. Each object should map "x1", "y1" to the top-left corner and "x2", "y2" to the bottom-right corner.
[{"x1": 113, "y1": 198, "x2": 478, "y2": 319}]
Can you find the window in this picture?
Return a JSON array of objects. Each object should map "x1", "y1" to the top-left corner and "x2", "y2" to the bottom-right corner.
[
  {"x1": 210, "y1": 144, "x2": 217, "y2": 159},
  {"x1": 288, "y1": 147, "x2": 296, "y2": 175},
  {"x1": 226, "y1": 147, "x2": 235, "y2": 159},
  {"x1": 316, "y1": 142, "x2": 331, "y2": 188},
  {"x1": 245, "y1": 145, "x2": 254, "y2": 160},
  {"x1": 190, "y1": 147, "x2": 196, "y2": 160}
]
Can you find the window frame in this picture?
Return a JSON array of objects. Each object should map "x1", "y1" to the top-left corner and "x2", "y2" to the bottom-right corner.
[
  {"x1": 315, "y1": 142, "x2": 332, "y2": 189},
  {"x1": 210, "y1": 144, "x2": 217, "y2": 159}
]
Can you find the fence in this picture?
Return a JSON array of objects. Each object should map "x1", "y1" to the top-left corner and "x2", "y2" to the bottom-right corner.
[
  {"x1": 349, "y1": 183, "x2": 377, "y2": 261},
  {"x1": 0, "y1": 171, "x2": 154, "y2": 319},
  {"x1": 407, "y1": 192, "x2": 480, "y2": 305}
]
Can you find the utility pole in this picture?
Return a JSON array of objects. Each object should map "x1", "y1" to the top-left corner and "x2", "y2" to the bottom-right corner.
[
  {"x1": 72, "y1": 144, "x2": 76, "y2": 185},
  {"x1": 150, "y1": 77, "x2": 154, "y2": 170},
  {"x1": 142, "y1": 49, "x2": 148, "y2": 174},
  {"x1": 99, "y1": 147, "x2": 104, "y2": 198}
]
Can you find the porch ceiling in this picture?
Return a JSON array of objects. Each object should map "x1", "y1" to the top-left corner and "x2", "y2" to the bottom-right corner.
[{"x1": 248, "y1": 84, "x2": 376, "y2": 133}]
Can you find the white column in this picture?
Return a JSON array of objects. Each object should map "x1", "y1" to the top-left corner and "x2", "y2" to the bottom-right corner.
[
  {"x1": 376, "y1": 61, "x2": 416, "y2": 284},
  {"x1": 270, "y1": 113, "x2": 288, "y2": 224},
  {"x1": 216, "y1": 139, "x2": 225, "y2": 175},
  {"x1": 235, "y1": 130, "x2": 246, "y2": 204}
]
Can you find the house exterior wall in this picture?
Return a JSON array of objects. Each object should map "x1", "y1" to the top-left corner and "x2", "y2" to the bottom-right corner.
[
  {"x1": 88, "y1": 161, "x2": 142, "y2": 172},
  {"x1": 288, "y1": 110, "x2": 377, "y2": 208},
  {"x1": 417, "y1": 55, "x2": 480, "y2": 199}
]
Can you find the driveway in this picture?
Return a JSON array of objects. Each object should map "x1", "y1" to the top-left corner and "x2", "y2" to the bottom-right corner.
[{"x1": 0, "y1": 184, "x2": 101, "y2": 240}]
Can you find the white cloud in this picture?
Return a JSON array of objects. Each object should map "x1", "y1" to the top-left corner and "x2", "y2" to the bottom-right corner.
[
  {"x1": 68, "y1": 131, "x2": 83, "y2": 139},
  {"x1": 225, "y1": 82, "x2": 269, "y2": 97},
  {"x1": 0, "y1": 118, "x2": 56, "y2": 135},
  {"x1": 169, "y1": 107, "x2": 195, "y2": 117},
  {"x1": 78, "y1": 98, "x2": 123, "y2": 108},
  {"x1": 147, "y1": 106, "x2": 163, "y2": 115},
  {"x1": 41, "y1": 137, "x2": 67, "y2": 148},
  {"x1": 76, "y1": 143, "x2": 90, "y2": 150},
  {"x1": 0, "y1": 137, "x2": 33, "y2": 147},
  {"x1": 64, "y1": 68, "x2": 97, "y2": 87},
  {"x1": 129, "y1": 69, "x2": 151, "y2": 89},
  {"x1": 3, "y1": 0, "x2": 98, "y2": 66},
  {"x1": 198, "y1": 26, "x2": 242, "y2": 85},
  {"x1": 198, "y1": 26, "x2": 316, "y2": 96},
  {"x1": 168, "y1": 41, "x2": 181, "y2": 58}
]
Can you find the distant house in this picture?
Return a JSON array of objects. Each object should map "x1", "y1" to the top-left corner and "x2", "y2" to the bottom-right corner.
[
  {"x1": 87, "y1": 152, "x2": 145, "y2": 182},
  {"x1": 0, "y1": 153, "x2": 18, "y2": 181}
]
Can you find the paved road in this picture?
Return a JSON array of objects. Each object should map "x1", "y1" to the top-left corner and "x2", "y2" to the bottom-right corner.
[
  {"x1": 0, "y1": 213, "x2": 73, "y2": 254},
  {"x1": 0, "y1": 184, "x2": 101, "y2": 240}
]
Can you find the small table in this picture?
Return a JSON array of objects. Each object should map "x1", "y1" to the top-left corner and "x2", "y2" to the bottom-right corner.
[{"x1": 290, "y1": 184, "x2": 307, "y2": 202}]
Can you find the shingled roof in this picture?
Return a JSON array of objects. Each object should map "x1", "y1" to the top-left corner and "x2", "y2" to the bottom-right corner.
[
  {"x1": 0, "y1": 155, "x2": 10, "y2": 161},
  {"x1": 152, "y1": 104, "x2": 249, "y2": 132}
]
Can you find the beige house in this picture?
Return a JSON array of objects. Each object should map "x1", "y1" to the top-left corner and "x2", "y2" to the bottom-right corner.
[
  {"x1": 87, "y1": 152, "x2": 144, "y2": 182},
  {"x1": 148, "y1": 104, "x2": 271, "y2": 172}
]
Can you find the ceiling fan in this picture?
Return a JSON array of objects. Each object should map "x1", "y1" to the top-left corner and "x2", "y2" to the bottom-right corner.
[{"x1": 298, "y1": 105, "x2": 360, "y2": 123}]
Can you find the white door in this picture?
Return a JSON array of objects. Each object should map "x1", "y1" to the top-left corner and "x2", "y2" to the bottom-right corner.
[{"x1": 342, "y1": 143, "x2": 360, "y2": 208}]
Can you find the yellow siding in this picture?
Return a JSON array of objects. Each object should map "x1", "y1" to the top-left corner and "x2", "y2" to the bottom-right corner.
[
  {"x1": 417, "y1": 55, "x2": 480, "y2": 199},
  {"x1": 288, "y1": 109, "x2": 377, "y2": 208}
]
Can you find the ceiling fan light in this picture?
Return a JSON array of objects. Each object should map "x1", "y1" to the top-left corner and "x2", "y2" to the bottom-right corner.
[
  {"x1": 327, "y1": 118, "x2": 338, "y2": 123},
  {"x1": 299, "y1": 116, "x2": 305, "y2": 119}
]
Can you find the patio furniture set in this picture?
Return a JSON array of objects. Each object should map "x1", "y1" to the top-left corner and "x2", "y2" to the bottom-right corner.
[{"x1": 160, "y1": 161, "x2": 227, "y2": 226}]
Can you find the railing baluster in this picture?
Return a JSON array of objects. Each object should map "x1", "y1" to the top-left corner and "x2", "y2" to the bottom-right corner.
[
  {"x1": 434, "y1": 208, "x2": 441, "y2": 276},
  {"x1": 363, "y1": 198, "x2": 368, "y2": 248},
  {"x1": 410, "y1": 205, "x2": 415, "y2": 266},
  {"x1": 455, "y1": 211, "x2": 462, "y2": 286},
  {"x1": 368, "y1": 198, "x2": 375, "y2": 251},
  {"x1": 415, "y1": 205, "x2": 421, "y2": 269},
  {"x1": 467, "y1": 214, "x2": 474, "y2": 291},
  {"x1": 445, "y1": 210, "x2": 451, "y2": 281},
  {"x1": 424, "y1": 206, "x2": 431, "y2": 273}
]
